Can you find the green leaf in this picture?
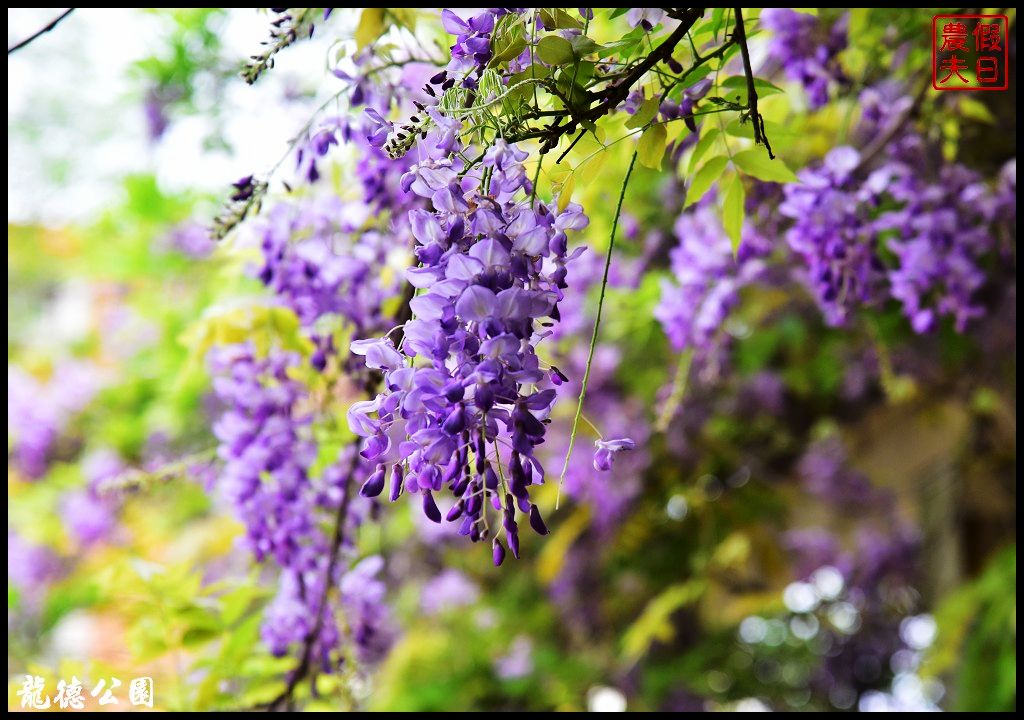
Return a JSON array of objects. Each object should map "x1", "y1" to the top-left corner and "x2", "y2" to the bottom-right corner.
[
  {"x1": 687, "y1": 127, "x2": 720, "y2": 174},
  {"x1": 598, "y1": 37, "x2": 641, "y2": 58},
  {"x1": 732, "y1": 148, "x2": 798, "y2": 183},
  {"x1": 637, "y1": 124, "x2": 667, "y2": 170},
  {"x1": 711, "y1": 7, "x2": 726, "y2": 39},
  {"x1": 958, "y1": 97, "x2": 996, "y2": 124},
  {"x1": 597, "y1": 25, "x2": 645, "y2": 57},
  {"x1": 719, "y1": 75, "x2": 784, "y2": 101},
  {"x1": 685, "y1": 155, "x2": 728, "y2": 206},
  {"x1": 490, "y1": 15, "x2": 527, "y2": 64},
  {"x1": 536, "y1": 35, "x2": 574, "y2": 65},
  {"x1": 570, "y1": 35, "x2": 602, "y2": 57},
  {"x1": 540, "y1": 8, "x2": 584, "y2": 30},
  {"x1": 721, "y1": 173, "x2": 745, "y2": 255},
  {"x1": 625, "y1": 97, "x2": 661, "y2": 129}
]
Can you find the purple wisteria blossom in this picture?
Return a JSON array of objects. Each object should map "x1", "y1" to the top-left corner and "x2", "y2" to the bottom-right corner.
[
  {"x1": 797, "y1": 436, "x2": 884, "y2": 509},
  {"x1": 163, "y1": 221, "x2": 216, "y2": 258},
  {"x1": 62, "y1": 448, "x2": 125, "y2": 547},
  {"x1": 420, "y1": 568, "x2": 480, "y2": 615},
  {"x1": 8, "y1": 362, "x2": 106, "y2": 479},
  {"x1": 593, "y1": 437, "x2": 636, "y2": 472},
  {"x1": 760, "y1": 9, "x2": 848, "y2": 109},
  {"x1": 781, "y1": 87, "x2": 1015, "y2": 332},
  {"x1": 8, "y1": 531, "x2": 62, "y2": 605},
  {"x1": 340, "y1": 555, "x2": 396, "y2": 664},
  {"x1": 254, "y1": 195, "x2": 400, "y2": 334},
  {"x1": 348, "y1": 132, "x2": 589, "y2": 564},
  {"x1": 210, "y1": 344, "x2": 390, "y2": 667},
  {"x1": 654, "y1": 201, "x2": 770, "y2": 352},
  {"x1": 779, "y1": 146, "x2": 885, "y2": 327},
  {"x1": 626, "y1": 8, "x2": 665, "y2": 31},
  {"x1": 437, "y1": 9, "x2": 522, "y2": 88}
]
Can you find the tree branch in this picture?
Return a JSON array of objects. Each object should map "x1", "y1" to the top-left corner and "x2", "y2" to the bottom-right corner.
[
  {"x1": 266, "y1": 441, "x2": 360, "y2": 711},
  {"x1": 508, "y1": 7, "x2": 706, "y2": 154},
  {"x1": 733, "y1": 7, "x2": 774, "y2": 159},
  {"x1": 8, "y1": 8, "x2": 74, "y2": 55},
  {"x1": 264, "y1": 278, "x2": 415, "y2": 712}
]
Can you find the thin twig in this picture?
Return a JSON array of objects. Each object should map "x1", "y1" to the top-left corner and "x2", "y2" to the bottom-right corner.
[
  {"x1": 557, "y1": 148, "x2": 639, "y2": 507},
  {"x1": 266, "y1": 441, "x2": 360, "y2": 711},
  {"x1": 8, "y1": 8, "x2": 74, "y2": 54},
  {"x1": 555, "y1": 128, "x2": 587, "y2": 164}
]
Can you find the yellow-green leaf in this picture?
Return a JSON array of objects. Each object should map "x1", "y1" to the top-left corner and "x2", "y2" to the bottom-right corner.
[
  {"x1": 685, "y1": 155, "x2": 728, "y2": 206},
  {"x1": 687, "y1": 127, "x2": 720, "y2": 174},
  {"x1": 537, "y1": 507, "x2": 590, "y2": 584},
  {"x1": 621, "y1": 580, "x2": 707, "y2": 662},
  {"x1": 355, "y1": 8, "x2": 385, "y2": 51},
  {"x1": 557, "y1": 172, "x2": 576, "y2": 212},
  {"x1": 625, "y1": 97, "x2": 661, "y2": 129},
  {"x1": 637, "y1": 124, "x2": 667, "y2": 170},
  {"x1": 721, "y1": 172, "x2": 745, "y2": 255},
  {"x1": 732, "y1": 148, "x2": 798, "y2": 183},
  {"x1": 958, "y1": 97, "x2": 996, "y2": 124}
]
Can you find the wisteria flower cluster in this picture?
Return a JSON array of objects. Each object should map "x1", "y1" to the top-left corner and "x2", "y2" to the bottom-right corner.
[
  {"x1": 7, "y1": 362, "x2": 107, "y2": 480},
  {"x1": 255, "y1": 196, "x2": 400, "y2": 336},
  {"x1": 208, "y1": 187, "x2": 412, "y2": 665},
  {"x1": 439, "y1": 8, "x2": 521, "y2": 88},
  {"x1": 349, "y1": 136, "x2": 589, "y2": 565},
  {"x1": 781, "y1": 86, "x2": 1016, "y2": 333},
  {"x1": 655, "y1": 200, "x2": 771, "y2": 355},
  {"x1": 779, "y1": 146, "x2": 886, "y2": 327},
  {"x1": 760, "y1": 9, "x2": 848, "y2": 109},
  {"x1": 210, "y1": 344, "x2": 390, "y2": 668}
]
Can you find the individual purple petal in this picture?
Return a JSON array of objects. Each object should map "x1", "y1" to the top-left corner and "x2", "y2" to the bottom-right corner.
[{"x1": 455, "y1": 285, "x2": 497, "y2": 321}]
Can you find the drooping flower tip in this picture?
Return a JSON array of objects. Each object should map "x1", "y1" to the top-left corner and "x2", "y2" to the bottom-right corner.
[
  {"x1": 528, "y1": 504, "x2": 549, "y2": 535},
  {"x1": 359, "y1": 464, "x2": 387, "y2": 498},
  {"x1": 389, "y1": 464, "x2": 404, "y2": 502},
  {"x1": 422, "y1": 490, "x2": 442, "y2": 523}
]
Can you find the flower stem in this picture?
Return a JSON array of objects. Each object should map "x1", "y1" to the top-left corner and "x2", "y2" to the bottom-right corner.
[{"x1": 556, "y1": 148, "x2": 638, "y2": 508}]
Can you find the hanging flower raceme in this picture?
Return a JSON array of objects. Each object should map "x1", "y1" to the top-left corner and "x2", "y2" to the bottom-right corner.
[
  {"x1": 255, "y1": 196, "x2": 400, "y2": 335},
  {"x1": 780, "y1": 146, "x2": 888, "y2": 327},
  {"x1": 210, "y1": 344, "x2": 391, "y2": 668},
  {"x1": 348, "y1": 135, "x2": 588, "y2": 565},
  {"x1": 654, "y1": 199, "x2": 771, "y2": 354},
  {"x1": 781, "y1": 84, "x2": 1016, "y2": 333},
  {"x1": 760, "y1": 8, "x2": 848, "y2": 109}
]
